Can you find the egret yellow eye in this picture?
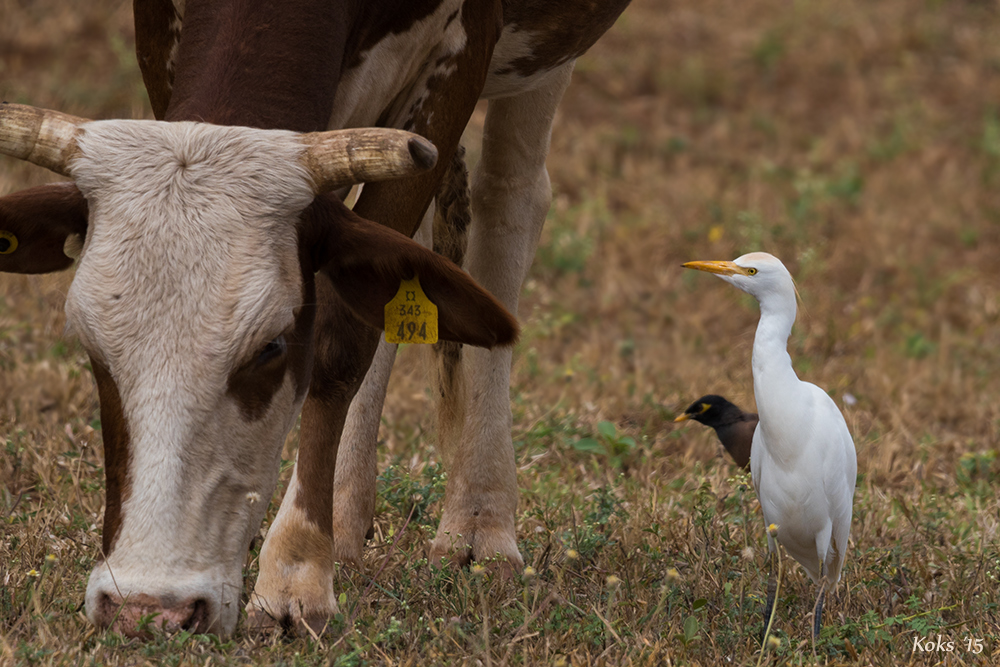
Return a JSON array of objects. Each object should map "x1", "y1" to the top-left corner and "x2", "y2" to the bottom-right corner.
[
  {"x1": 746, "y1": 267, "x2": 757, "y2": 275},
  {"x1": 0, "y1": 230, "x2": 17, "y2": 254}
]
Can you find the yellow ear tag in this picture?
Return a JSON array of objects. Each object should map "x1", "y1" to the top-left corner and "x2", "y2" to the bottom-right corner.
[
  {"x1": 0, "y1": 230, "x2": 17, "y2": 254},
  {"x1": 384, "y1": 276, "x2": 438, "y2": 344}
]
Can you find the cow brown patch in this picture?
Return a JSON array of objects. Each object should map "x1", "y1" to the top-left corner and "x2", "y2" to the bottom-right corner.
[
  {"x1": 291, "y1": 197, "x2": 390, "y2": 530},
  {"x1": 163, "y1": 0, "x2": 349, "y2": 131},
  {"x1": 293, "y1": 253, "x2": 378, "y2": 532},
  {"x1": 90, "y1": 360, "x2": 131, "y2": 557}
]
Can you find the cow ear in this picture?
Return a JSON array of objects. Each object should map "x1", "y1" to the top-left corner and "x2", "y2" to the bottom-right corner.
[
  {"x1": 0, "y1": 182, "x2": 88, "y2": 274},
  {"x1": 301, "y1": 196, "x2": 518, "y2": 349}
]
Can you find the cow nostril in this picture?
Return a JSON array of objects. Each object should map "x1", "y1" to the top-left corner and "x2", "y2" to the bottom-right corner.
[
  {"x1": 97, "y1": 592, "x2": 121, "y2": 627},
  {"x1": 183, "y1": 598, "x2": 209, "y2": 632}
]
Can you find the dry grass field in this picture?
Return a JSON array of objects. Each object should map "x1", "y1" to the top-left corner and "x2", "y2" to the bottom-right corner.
[{"x1": 2, "y1": 0, "x2": 1000, "y2": 664}]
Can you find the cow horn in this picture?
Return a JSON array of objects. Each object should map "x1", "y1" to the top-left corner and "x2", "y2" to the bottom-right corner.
[
  {"x1": 0, "y1": 103, "x2": 86, "y2": 176},
  {"x1": 300, "y1": 128, "x2": 438, "y2": 193}
]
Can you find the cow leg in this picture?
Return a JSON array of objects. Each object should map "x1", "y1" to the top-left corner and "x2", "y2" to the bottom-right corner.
[
  {"x1": 328, "y1": 339, "x2": 395, "y2": 566},
  {"x1": 247, "y1": 457, "x2": 337, "y2": 634},
  {"x1": 328, "y1": 204, "x2": 436, "y2": 566},
  {"x1": 250, "y1": 5, "x2": 500, "y2": 629},
  {"x1": 247, "y1": 270, "x2": 380, "y2": 634},
  {"x1": 429, "y1": 61, "x2": 576, "y2": 570},
  {"x1": 251, "y1": 199, "x2": 447, "y2": 629},
  {"x1": 330, "y1": 143, "x2": 473, "y2": 562}
]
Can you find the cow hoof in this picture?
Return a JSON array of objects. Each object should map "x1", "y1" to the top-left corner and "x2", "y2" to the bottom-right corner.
[
  {"x1": 245, "y1": 592, "x2": 338, "y2": 637},
  {"x1": 330, "y1": 538, "x2": 365, "y2": 571},
  {"x1": 249, "y1": 502, "x2": 341, "y2": 635},
  {"x1": 245, "y1": 557, "x2": 338, "y2": 636},
  {"x1": 248, "y1": 538, "x2": 338, "y2": 635},
  {"x1": 428, "y1": 529, "x2": 523, "y2": 574},
  {"x1": 245, "y1": 604, "x2": 332, "y2": 637}
]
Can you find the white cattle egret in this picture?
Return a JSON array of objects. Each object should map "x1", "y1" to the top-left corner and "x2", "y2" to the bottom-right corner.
[
  {"x1": 674, "y1": 395, "x2": 756, "y2": 470},
  {"x1": 683, "y1": 252, "x2": 857, "y2": 640}
]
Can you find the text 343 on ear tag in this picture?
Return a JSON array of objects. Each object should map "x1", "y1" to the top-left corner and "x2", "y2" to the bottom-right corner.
[{"x1": 384, "y1": 276, "x2": 438, "y2": 344}]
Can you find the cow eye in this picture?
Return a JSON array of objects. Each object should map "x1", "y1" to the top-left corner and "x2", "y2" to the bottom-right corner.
[{"x1": 256, "y1": 335, "x2": 287, "y2": 366}]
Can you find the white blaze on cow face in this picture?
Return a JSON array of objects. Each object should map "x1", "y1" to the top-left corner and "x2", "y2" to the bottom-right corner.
[{"x1": 65, "y1": 121, "x2": 317, "y2": 635}]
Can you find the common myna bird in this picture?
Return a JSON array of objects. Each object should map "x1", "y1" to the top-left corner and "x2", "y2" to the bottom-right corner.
[{"x1": 675, "y1": 395, "x2": 756, "y2": 470}]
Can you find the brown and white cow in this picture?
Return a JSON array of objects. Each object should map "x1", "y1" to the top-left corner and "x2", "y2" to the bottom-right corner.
[{"x1": 0, "y1": 0, "x2": 630, "y2": 636}]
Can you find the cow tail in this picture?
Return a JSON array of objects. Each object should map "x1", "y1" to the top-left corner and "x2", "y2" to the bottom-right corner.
[{"x1": 431, "y1": 144, "x2": 470, "y2": 467}]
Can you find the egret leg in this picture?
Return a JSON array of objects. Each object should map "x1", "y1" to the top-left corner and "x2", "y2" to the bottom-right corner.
[
  {"x1": 812, "y1": 585, "x2": 825, "y2": 638},
  {"x1": 757, "y1": 546, "x2": 783, "y2": 666},
  {"x1": 811, "y1": 563, "x2": 827, "y2": 655},
  {"x1": 761, "y1": 551, "x2": 778, "y2": 641},
  {"x1": 761, "y1": 549, "x2": 777, "y2": 643}
]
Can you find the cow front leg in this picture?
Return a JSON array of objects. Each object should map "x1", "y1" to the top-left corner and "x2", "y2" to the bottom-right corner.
[
  {"x1": 248, "y1": 273, "x2": 380, "y2": 634},
  {"x1": 246, "y1": 457, "x2": 339, "y2": 635},
  {"x1": 429, "y1": 61, "x2": 576, "y2": 570}
]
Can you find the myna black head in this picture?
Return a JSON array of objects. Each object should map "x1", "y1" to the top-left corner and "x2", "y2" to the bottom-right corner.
[
  {"x1": 675, "y1": 394, "x2": 756, "y2": 470},
  {"x1": 675, "y1": 395, "x2": 744, "y2": 428}
]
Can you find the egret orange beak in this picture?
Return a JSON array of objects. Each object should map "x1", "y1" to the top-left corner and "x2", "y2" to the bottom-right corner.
[
  {"x1": 674, "y1": 413, "x2": 692, "y2": 423},
  {"x1": 682, "y1": 260, "x2": 748, "y2": 276}
]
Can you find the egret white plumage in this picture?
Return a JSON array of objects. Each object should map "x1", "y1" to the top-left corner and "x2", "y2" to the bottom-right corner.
[{"x1": 682, "y1": 252, "x2": 857, "y2": 640}]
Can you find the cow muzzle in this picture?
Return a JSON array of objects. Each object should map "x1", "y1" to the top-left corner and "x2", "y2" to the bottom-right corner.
[
  {"x1": 85, "y1": 562, "x2": 241, "y2": 636},
  {"x1": 93, "y1": 592, "x2": 211, "y2": 637}
]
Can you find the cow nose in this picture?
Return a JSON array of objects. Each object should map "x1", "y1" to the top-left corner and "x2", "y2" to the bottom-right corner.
[{"x1": 96, "y1": 592, "x2": 210, "y2": 637}]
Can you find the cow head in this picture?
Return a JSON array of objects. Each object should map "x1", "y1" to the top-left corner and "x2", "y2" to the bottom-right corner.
[{"x1": 0, "y1": 103, "x2": 517, "y2": 635}]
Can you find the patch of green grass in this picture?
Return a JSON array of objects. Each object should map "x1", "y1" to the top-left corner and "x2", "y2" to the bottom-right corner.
[{"x1": 571, "y1": 421, "x2": 638, "y2": 470}]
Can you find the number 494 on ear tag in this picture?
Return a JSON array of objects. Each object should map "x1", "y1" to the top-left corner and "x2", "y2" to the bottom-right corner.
[{"x1": 385, "y1": 276, "x2": 438, "y2": 344}]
